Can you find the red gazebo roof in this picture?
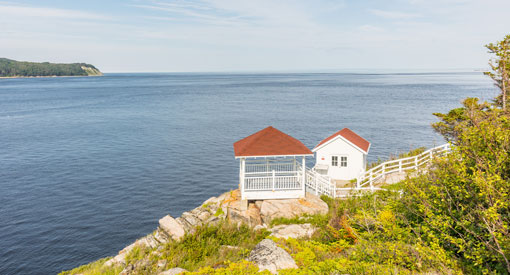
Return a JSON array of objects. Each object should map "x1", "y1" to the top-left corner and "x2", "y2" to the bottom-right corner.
[
  {"x1": 234, "y1": 126, "x2": 313, "y2": 158},
  {"x1": 313, "y1": 128, "x2": 370, "y2": 153}
]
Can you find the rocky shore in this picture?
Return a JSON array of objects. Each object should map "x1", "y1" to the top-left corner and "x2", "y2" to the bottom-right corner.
[{"x1": 99, "y1": 189, "x2": 328, "y2": 274}]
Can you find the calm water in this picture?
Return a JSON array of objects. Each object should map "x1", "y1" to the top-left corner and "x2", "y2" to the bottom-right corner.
[{"x1": 0, "y1": 73, "x2": 496, "y2": 274}]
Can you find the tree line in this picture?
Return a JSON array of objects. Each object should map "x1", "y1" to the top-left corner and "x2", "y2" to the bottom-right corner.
[{"x1": 0, "y1": 58, "x2": 101, "y2": 77}]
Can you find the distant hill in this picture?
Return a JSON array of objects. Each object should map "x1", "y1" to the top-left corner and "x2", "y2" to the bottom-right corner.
[{"x1": 0, "y1": 58, "x2": 102, "y2": 78}]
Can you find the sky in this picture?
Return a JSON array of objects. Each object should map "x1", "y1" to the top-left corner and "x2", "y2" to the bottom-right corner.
[{"x1": 0, "y1": 0, "x2": 509, "y2": 72}]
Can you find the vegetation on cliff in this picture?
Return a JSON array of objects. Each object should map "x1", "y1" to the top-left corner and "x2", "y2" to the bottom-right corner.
[
  {"x1": 0, "y1": 58, "x2": 102, "y2": 77},
  {"x1": 61, "y1": 35, "x2": 510, "y2": 275},
  {"x1": 60, "y1": 104, "x2": 510, "y2": 274}
]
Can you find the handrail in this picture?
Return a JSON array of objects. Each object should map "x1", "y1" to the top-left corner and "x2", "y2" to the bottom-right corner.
[
  {"x1": 356, "y1": 143, "x2": 450, "y2": 189},
  {"x1": 301, "y1": 143, "x2": 450, "y2": 198}
]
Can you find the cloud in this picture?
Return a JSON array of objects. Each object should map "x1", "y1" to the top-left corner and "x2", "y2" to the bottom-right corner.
[
  {"x1": 1, "y1": 0, "x2": 509, "y2": 71},
  {"x1": 369, "y1": 9, "x2": 422, "y2": 19},
  {"x1": 0, "y1": 3, "x2": 111, "y2": 20},
  {"x1": 358, "y1": 25, "x2": 385, "y2": 32}
]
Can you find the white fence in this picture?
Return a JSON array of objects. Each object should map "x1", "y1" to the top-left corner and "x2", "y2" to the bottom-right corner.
[
  {"x1": 356, "y1": 143, "x2": 450, "y2": 189},
  {"x1": 305, "y1": 143, "x2": 451, "y2": 198}
]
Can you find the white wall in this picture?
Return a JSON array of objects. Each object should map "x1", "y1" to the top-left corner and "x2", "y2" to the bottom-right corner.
[{"x1": 315, "y1": 137, "x2": 366, "y2": 180}]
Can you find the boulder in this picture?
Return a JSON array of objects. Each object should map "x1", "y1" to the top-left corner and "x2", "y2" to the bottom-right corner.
[
  {"x1": 103, "y1": 231, "x2": 163, "y2": 268},
  {"x1": 135, "y1": 234, "x2": 159, "y2": 248},
  {"x1": 159, "y1": 215, "x2": 186, "y2": 240},
  {"x1": 197, "y1": 210, "x2": 211, "y2": 222},
  {"x1": 259, "y1": 193, "x2": 328, "y2": 224},
  {"x1": 181, "y1": 211, "x2": 202, "y2": 227},
  {"x1": 119, "y1": 258, "x2": 150, "y2": 275},
  {"x1": 103, "y1": 242, "x2": 136, "y2": 266},
  {"x1": 253, "y1": 224, "x2": 267, "y2": 231},
  {"x1": 154, "y1": 229, "x2": 170, "y2": 243},
  {"x1": 159, "y1": 267, "x2": 188, "y2": 275},
  {"x1": 226, "y1": 200, "x2": 263, "y2": 226},
  {"x1": 247, "y1": 239, "x2": 297, "y2": 274},
  {"x1": 270, "y1": 223, "x2": 316, "y2": 239}
]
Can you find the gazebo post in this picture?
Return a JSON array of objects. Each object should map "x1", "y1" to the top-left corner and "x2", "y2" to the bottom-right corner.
[
  {"x1": 240, "y1": 158, "x2": 245, "y2": 201},
  {"x1": 302, "y1": 156, "x2": 306, "y2": 197}
]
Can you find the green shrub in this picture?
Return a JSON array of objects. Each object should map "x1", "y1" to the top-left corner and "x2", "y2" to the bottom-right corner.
[
  {"x1": 58, "y1": 258, "x2": 123, "y2": 275},
  {"x1": 158, "y1": 221, "x2": 269, "y2": 271}
]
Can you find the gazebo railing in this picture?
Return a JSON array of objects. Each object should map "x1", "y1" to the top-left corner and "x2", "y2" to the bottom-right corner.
[
  {"x1": 244, "y1": 173, "x2": 301, "y2": 191},
  {"x1": 244, "y1": 158, "x2": 303, "y2": 191},
  {"x1": 244, "y1": 158, "x2": 299, "y2": 174}
]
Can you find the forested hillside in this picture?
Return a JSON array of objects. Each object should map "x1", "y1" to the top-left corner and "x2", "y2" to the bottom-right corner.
[{"x1": 0, "y1": 58, "x2": 102, "y2": 77}]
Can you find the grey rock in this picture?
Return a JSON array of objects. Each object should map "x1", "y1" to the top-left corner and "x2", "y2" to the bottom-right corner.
[
  {"x1": 259, "y1": 193, "x2": 328, "y2": 224},
  {"x1": 103, "y1": 242, "x2": 136, "y2": 267},
  {"x1": 253, "y1": 224, "x2": 267, "y2": 231},
  {"x1": 176, "y1": 217, "x2": 195, "y2": 234},
  {"x1": 159, "y1": 267, "x2": 188, "y2": 275},
  {"x1": 247, "y1": 239, "x2": 297, "y2": 274},
  {"x1": 181, "y1": 212, "x2": 202, "y2": 227},
  {"x1": 136, "y1": 234, "x2": 159, "y2": 248},
  {"x1": 197, "y1": 210, "x2": 211, "y2": 221},
  {"x1": 270, "y1": 223, "x2": 316, "y2": 239},
  {"x1": 159, "y1": 215, "x2": 186, "y2": 240},
  {"x1": 154, "y1": 229, "x2": 170, "y2": 243}
]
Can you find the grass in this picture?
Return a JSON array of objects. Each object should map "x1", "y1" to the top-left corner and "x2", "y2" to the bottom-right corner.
[
  {"x1": 269, "y1": 214, "x2": 329, "y2": 228},
  {"x1": 61, "y1": 167, "x2": 463, "y2": 275},
  {"x1": 157, "y1": 222, "x2": 269, "y2": 271},
  {"x1": 214, "y1": 207, "x2": 224, "y2": 217},
  {"x1": 61, "y1": 188, "x2": 460, "y2": 274},
  {"x1": 59, "y1": 258, "x2": 123, "y2": 275}
]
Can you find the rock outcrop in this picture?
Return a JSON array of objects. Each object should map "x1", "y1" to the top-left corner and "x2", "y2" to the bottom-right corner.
[
  {"x1": 102, "y1": 189, "x2": 328, "y2": 272},
  {"x1": 247, "y1": 239, "x2": 298, "y2": 274},
  {"x1": 270, "y1": 223, "x2": 316, "y2": 239},
  {"x1": 258, "y1": 194, "x2": 329, "y2": 224},
  {"x1": 103, "y1": 242, "x2": 136, "y2": 267},
  {"x1": 159, "y1": 267, "x2": 188, "y2": 275},
  {"x1": 159, "y1": 215, "x2": 186, "y2": 240}
]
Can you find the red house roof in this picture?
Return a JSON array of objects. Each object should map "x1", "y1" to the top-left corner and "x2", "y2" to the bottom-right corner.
[
  {"x1": 313, "y1": 128, "x2": 370, "y2": 153},
  {"x1": 234, "y1": 126, "x2": 313, "y2": 158}
]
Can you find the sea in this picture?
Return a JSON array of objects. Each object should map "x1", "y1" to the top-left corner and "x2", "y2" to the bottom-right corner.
[{"x1": 0, "y1": 72, "x2": 497, "y2": 274}]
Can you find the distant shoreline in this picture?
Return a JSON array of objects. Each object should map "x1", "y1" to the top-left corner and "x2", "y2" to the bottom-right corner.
[
  {"x1": 0, "y1": 75, "x2": 103, "y2": 79},
  {"x1": 0, "y1": 58, "x2": 103, "y2": 78}
]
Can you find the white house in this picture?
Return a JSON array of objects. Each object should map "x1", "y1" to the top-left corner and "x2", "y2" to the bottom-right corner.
[{"x1": 312, "y1": 128, "x2": 370, "y2": 181}]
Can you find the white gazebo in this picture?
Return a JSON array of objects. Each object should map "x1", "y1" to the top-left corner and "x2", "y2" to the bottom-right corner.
[{"x1": 234, "y1": 126, "x2": 313, "y2": 201}]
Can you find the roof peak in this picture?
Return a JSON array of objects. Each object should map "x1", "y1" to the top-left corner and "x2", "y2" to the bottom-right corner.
[
  {"x1": 313, "y1": 128, "x2": 370, "y2": 153},
  {"x1": 233, "y1": 126, "x2": 313, "y2": 158}
]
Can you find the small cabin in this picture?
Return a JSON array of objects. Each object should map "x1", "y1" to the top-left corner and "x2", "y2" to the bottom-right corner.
[{"x1": 312, "y1": 128, "x2": 370, "y2": 181}]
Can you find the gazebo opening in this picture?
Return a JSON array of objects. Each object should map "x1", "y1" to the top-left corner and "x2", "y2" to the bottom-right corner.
[{"x1": 233, "y1": 126, "x2": 313, "y2": 200}]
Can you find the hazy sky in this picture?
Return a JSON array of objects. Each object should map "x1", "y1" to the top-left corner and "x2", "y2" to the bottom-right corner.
[{"x1": 1, "y1": 0, "x2": 509, "y2": 72}]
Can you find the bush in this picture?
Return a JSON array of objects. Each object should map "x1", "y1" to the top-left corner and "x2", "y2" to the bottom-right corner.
[{"x1": 402, "y1": 108, "x2": 510, "y2": 273}]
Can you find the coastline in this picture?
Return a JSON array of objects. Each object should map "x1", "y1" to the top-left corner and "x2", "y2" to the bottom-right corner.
[
  {"x1": 61, "y1": 189, "x2": 329, "y2": 274},
  {"x1": 0, "y1": 75, "x2": 103, "y2": 79}
]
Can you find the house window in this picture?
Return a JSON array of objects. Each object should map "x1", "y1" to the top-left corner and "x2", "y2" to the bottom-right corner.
[
  {"x1": 331, "y1": 156, "x2": 338, "y2": 166},
  {"x1": 340, "y1": 156, "x2": 347, "y2": 167}
]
